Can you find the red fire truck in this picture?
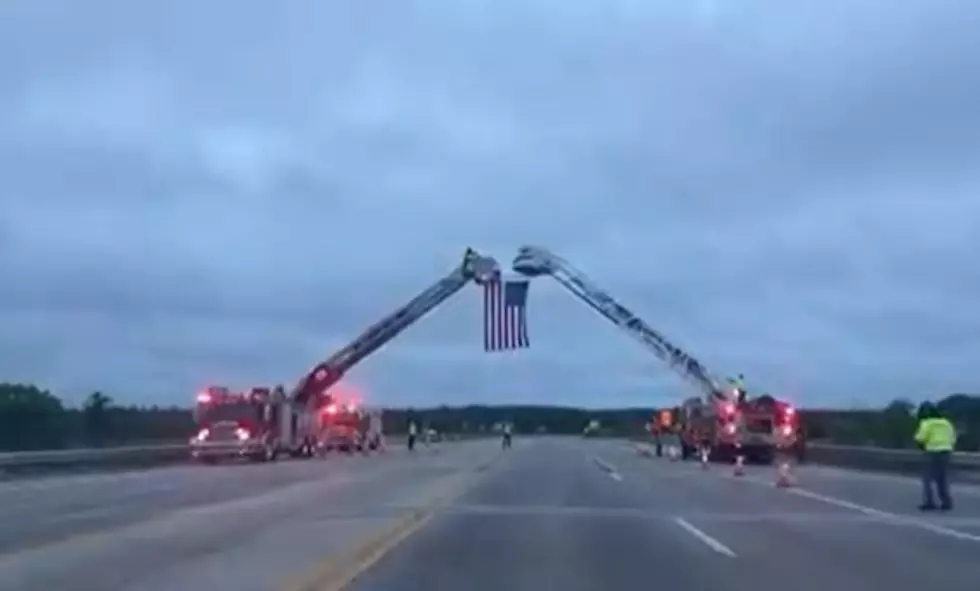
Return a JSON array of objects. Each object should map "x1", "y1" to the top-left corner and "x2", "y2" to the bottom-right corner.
[
  {"x1": 318, "y1": 398, "x2": 369, "y2": 454},
  {"x1": 677, "y1": 393, "x2": 801, "y2": 464},
  {"x1": 189, "y1": 385, "x2": 318, "y2": 463}
]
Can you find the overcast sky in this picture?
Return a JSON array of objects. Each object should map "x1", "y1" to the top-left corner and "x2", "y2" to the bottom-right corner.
[{"x1": 2, "y1": 1, "x2": 979, "y2": 409}]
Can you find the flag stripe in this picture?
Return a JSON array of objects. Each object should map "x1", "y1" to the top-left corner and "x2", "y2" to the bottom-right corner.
[{"x1": 483, "y1": 279, "x2": 530, "y2": 352}]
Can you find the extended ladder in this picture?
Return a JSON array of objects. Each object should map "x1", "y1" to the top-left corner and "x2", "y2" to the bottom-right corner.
[
  {"x1": 291, "y1": 248, "x2": 500, "y2": 405},
  {"x1": 512, "y1": 245, "x2": 724, "y2": 401}
]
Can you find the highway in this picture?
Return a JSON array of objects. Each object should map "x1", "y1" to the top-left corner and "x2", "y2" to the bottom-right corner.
[{"x1": 1, "y1": 438, "x2": 979, "y2": 590}]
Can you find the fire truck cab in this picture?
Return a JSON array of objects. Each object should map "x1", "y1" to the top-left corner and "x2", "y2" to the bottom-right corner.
[
  {"x1": 318, "y1": 400, "x2": 368, "y2": 454},
  {"x1": 189, "y1": 385, "x2": 317, "y2": 463},
  {"x1": 678, "y1": 392, "x2": 800, "y2": 464}
]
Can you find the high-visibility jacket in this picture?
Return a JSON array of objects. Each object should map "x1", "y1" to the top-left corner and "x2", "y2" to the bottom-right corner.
[{"x1": 914, "y1": 417, "x2": 956, "y2": 452}]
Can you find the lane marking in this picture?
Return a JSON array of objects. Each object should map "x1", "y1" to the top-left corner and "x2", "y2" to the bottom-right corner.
[
  {"x1": 787, "y1": 487, "x2": 980, "y2": 544},
  {"x1": 673, "y1": 517, "x2": 737, "y2": 557},
  {"x1": 285, "y1": 453, "x2": 503, "y2": 591},
  {"x1": 0, "y1": 452, "x2": 436, "y2": 565},
  {"x1": 590, "y1": 456, "x2": 623, "y2": 481}
]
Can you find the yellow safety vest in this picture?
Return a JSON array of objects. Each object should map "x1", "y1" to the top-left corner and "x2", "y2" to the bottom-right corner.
[{"x1": 914, "y1": 418, "x2": 956, "y2": 452}]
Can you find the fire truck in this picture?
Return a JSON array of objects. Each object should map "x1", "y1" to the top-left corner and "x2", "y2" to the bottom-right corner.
[
  {"x1": 286, "y1": 248, "x2": 501, "y2": 433},
  {"x1": 511, "y1": 246, "x2": 806, "y2": 463},
  {"x1": 189, "y1": 385, "x2": 317, "y2": 463},
  {"x1": 677, "y1": 392, "x2": 800, "y2": 464},
  {"x1": 318, "y1": 399, "x2": 368, "y2": 453},
  {"x1": 188, "y1": 249, "x2": 501, "y2": 465}
]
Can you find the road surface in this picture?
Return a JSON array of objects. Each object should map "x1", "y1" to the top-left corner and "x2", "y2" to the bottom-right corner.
[{"x1": 1, "y1": 438, "x2": 979, "y2": 590}]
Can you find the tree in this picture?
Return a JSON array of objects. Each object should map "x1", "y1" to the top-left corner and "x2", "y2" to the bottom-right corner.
[
  {"x1": 874, "y1": 398, "x2": 917, "y2": 448},
  {"x1": 0, "y1": 383, "x2": 67, "y2": 450},
  {"x1": 83, "y1": 391, "x2": 114, "y2": 446}
]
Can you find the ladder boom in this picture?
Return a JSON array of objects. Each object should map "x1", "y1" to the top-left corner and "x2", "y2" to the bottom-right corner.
[
  {"x1": 292, "y1": 248, "x2": 499, "y2": 405},
  {"x1": 512, "y1": 245, "x2": 722, "y2": 400}
]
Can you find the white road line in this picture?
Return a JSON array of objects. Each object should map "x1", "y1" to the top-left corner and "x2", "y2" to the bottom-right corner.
[
  {"x1": 590, "y1": 455, "x2": 623, "y2": 482},
  {"x1": 673, "y1": 517, "x2": 737, "y2": 557},
  {"x1": 788, "y1": 487, "x2": 980, "y2": 544}
]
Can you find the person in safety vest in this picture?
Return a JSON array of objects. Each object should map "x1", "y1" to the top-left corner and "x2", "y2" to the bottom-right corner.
[{"x1": 914, "y1": 402, "x2": 956, "y2": 511}]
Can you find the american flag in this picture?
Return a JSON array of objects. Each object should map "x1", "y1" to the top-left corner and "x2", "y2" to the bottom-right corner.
[{"x1": 483, "y1": 279, "x2": 531, "y2": 352}]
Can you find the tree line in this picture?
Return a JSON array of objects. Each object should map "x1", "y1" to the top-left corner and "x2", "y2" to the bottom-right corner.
[{"x1": 1, "y1": 382, "x2": 978, "y2": 452}]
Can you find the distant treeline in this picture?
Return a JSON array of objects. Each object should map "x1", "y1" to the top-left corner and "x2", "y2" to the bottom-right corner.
[{"x1": 1, "y1": 382, "x2": 978, "y2": 452}]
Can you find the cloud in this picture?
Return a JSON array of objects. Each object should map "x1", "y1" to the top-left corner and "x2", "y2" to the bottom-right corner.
[{"x1": 2, "y1": 0, "x2": 979, "y2": 408}]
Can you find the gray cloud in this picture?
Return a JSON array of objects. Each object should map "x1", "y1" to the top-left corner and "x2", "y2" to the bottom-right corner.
[{"x1": 2, "y1": 0, "x2": 980, "y2": 408}]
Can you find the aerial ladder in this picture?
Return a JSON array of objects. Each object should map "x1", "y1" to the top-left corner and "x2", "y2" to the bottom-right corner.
[
  {"x1": 511, "y1": 245, "x2": 726, "y2": 403},
  {"x1": 290, "y1": 248, "x2": 501, "y2": 407}
]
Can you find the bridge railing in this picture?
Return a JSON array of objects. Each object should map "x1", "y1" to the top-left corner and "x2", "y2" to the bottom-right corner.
[
  {"x1": 0, "y1": 433, "x2": 467, "y2": 476},
  {"x1": 803, "y1": 442, "x2": 980, "y2": 480},
  {"x1": 3, "y1": 439, "x2": 980, "y2": 477}
]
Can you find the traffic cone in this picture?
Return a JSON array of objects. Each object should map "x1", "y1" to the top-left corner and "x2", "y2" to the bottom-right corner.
[
  {"x1": 775, "y1": 459, "x2": 794, "y2": 488},
  {"x1": 732, "y1": 455, "x2": 745, "y2": 476}
]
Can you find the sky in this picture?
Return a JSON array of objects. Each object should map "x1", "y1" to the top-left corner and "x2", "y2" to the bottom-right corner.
[{"x1": 1, "y1": 0, "x2": 979, "y2": 409}]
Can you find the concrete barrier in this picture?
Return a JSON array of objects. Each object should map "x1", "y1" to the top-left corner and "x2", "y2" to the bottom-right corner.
[
  {"x1": 0, "y1": 444, "x2": 191, "y2": 476},
  {"x1": 0, "y1": 433, "x2": 492, "y2": 477},
  {"x1": 7, "y1": 437, "x2": 977, "y2": 478},
  {"x1": 805, "y1": 442, "x2": 980, "y2": 480}
]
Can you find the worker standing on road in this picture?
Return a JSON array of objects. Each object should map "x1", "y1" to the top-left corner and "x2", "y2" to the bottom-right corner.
[
  {"x1": 408, "y1": 420, "x2": 418, "y2": 452},
  {"x1": 915, "y1": 402, "x2": 956, "y2": 511},
  {"x1": 502, "y1": 422, "x2": 512, "y2": 450}
]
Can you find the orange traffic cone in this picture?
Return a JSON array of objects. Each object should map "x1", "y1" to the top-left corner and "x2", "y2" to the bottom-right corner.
[
  {"x1": 775, "y1": 460, "x2": 794, "y2": 488},
  {"x1": 732, "y1": 455, "x2": 745, "y2": 476}
]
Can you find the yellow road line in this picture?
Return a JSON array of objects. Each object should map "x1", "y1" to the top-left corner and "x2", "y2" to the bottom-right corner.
[{"x1": 284, "y1": 455, "x2": 501, "y2": 591}]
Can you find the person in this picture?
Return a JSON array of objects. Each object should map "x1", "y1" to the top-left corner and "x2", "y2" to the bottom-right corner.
[
  {"x1": 729, "y1": 374, "x2": 747, "y2": 402},
  {"x1": 502, "y1": 422, "x2": 512, "y2": 450},
  {"x1": 407, "y1": 420, "x2": 418, "y2": 452},
  {"x1": 914, "y1": 402, "x2": 956, "y2": 511}
]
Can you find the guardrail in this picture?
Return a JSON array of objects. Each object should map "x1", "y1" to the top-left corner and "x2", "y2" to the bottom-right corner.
[
  {"x1": 5, "y1": 438, "x2": 980, "y2": 479},
  {"x1": 805, "y1": 442, "x2": 980, "y2": 480},
  {"x1": 627, "y1": 437, "x2": 980, "y2": 479},
  {"x1": 0, "y1": 433, "x2": 481, "y2": 477},
  {"x1": 0, "y1": 443, "x2": 191, "y2": 476}
]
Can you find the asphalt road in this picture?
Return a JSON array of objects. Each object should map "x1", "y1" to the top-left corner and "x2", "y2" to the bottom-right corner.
[
  {"x1": 2, "y1": 437, "x2": 980, "y2": 590},
  {"x1": 349, "y1": 438, "x2": 980, "y2": 591},
  {"x1": 0, "y1": 440, "x2": 499, "y2": 591}
]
